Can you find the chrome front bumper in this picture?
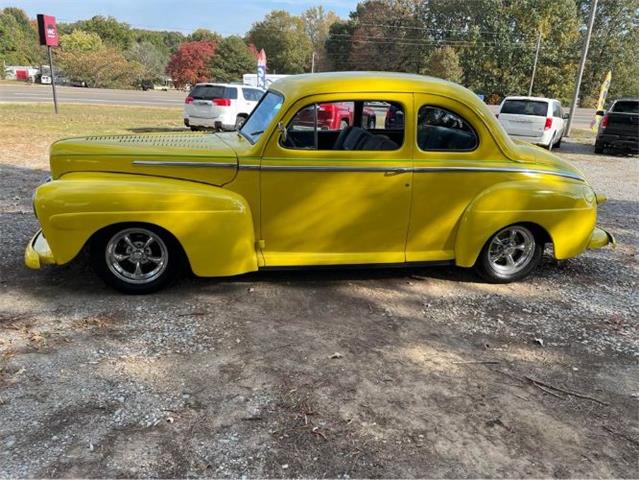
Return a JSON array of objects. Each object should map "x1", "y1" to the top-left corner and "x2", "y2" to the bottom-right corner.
[
  {"x1": 588, "y1": 226, "x2": 616, "y2": 250},
  {"x1": 24, "y1": 230, "x2": 55, "y2": 269}
]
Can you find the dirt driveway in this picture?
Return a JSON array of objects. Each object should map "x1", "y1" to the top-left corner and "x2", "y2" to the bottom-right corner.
[{"x1": 0, "y1": 135, "x2": 638, "y2": 478}]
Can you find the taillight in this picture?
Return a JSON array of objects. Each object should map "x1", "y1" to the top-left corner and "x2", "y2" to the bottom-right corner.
[
  {"x1": 213, "y1": 98, "x2": 231, "y2": 106},
  {"x1": 601, "y1": 115, "x2": 609, "y2": 128},
  {"x1": 544, "y1": 117, "x2": 552, "y2": 130},
  {"x1": 185, "y1": 96, "x2": 193, "y2": 104}
]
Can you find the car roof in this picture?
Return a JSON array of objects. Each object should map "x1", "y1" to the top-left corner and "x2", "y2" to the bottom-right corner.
[
  {"x1": 502, "y1": 96, "x2": 558, "y2": 103},
  {"x1": 268, "y1": 71, "x2": 485, "y2": 107},
  {"x1": 612, "y1": 97, "x2": 639, "y2": 102}
]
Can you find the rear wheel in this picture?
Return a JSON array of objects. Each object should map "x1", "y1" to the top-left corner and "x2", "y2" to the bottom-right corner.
[
  {"x1": 553, "y1": 135, "x2": 562, "y2": 148},
  {"x1": 90, "y1": 225, "x2": 183, "y2": 294},
  {"x1": 474, "y1": 224, "x2": 543, "y2": 283},
  {"x1": 594, "y1": 141, "x2": 604, "y2": 154},
  {"x1": 235, "y1": 115, "x2": 247, "y2": 130}
]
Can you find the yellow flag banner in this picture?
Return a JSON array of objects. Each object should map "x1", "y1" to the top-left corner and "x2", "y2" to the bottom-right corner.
[{"x1": 591, "y1": 70, "x2": 612, "y2": 132}]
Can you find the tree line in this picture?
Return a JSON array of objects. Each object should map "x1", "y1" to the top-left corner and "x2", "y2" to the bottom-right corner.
[{"x1": 0, "y1": 1, "x2": 637, "y2": 105}]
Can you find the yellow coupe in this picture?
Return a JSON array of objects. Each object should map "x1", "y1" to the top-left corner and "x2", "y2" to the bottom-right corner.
[{"x1": 25, "y1": 72, "x2": 614, "y2": 293}]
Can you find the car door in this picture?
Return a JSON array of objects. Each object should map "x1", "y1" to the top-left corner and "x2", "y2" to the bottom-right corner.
[
  {"x1": 259, "y1": 93, "x2": 413, "y2": 266},
  {"x1": 407, "y1": 94, "x2": 513, "y2": 262}
]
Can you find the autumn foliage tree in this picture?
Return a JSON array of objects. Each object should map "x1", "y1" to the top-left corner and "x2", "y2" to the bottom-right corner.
[{"x1": 166, "y1": 41, "x2": 216, "y2": 88}]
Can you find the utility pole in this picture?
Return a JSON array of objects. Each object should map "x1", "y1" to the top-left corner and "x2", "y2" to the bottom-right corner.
[
  {"x1": 311, "y1": 52, "x2": 317, "y2": 73},
  {"x1": 566, "y1": 0, "x2": 598, "y2": 136},
  {"x1": 528, "y1": 31, "x2": 542, "y2": 96}
]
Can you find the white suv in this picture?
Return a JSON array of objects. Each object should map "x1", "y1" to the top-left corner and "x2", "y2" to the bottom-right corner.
[
  {"x1": 497, "y1": 96, "x2": 568, "y2": 150},
  {"x1": 183, "y1": 83, "x2": 264, "y2": 131}
]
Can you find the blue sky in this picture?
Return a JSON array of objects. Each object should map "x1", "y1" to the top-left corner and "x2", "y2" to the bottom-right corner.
[{"x1": 1, "y1": 0, "x2": 358, "y2": 35}]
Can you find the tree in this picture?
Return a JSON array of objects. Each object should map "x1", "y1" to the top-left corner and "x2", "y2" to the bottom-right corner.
[
  {"x1": 325, "y1": 1, "x2": 424, "y2": 73},
  {"x1": 210, "y1": 36, "x2": 255, "y2": 82},
  {"x1": 577, "y1": 0, "x2": 639, "y2": 105},
  {"x1": 69, "y1": 15, "x2": 133, "y2": 51},
  {"x1": 166, "y1": 41, "x2": 216, "y2": 88},
  {"x1": 57, "y1": 48, "x2": 143, "y2": 88},
  {"x1": 0, "y1": 7, "x2": 43, "y2": 66},
  {"x1": 248, "y1": 10, "x2": 313, "y2": 74},
  {"x1": 188, "y1": 28, "x2": 222, "y2": 44},
  {"x1": 126, "y1": 41, "x2": 168, "y2": 81},
  {"x1": 59, "y1": 30, "x2": 105, "y2": 53},
  {"x1": 423, "y1": 47, "x2": 463, "y2": 82},
  {"x1": 302, "y1": 6, "x2": 340, "y2": 71}
]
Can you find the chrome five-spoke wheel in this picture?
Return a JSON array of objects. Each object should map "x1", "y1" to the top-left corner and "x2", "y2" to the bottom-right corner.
[
  {"x1": 487, "y1": 226, "x2": 535, "y2": 276},
  {"x1": 105, "y1": 228, "x2": 168, "y2": 284},
  {"x1": 475, "y1": 224, "x2": 543, "y2": 283},
  {"x1": 91, "y1": 225, "x2": 183, "y2": 294}
]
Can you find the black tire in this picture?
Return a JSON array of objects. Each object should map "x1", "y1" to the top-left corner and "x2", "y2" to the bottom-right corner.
[
  {"x1": 594, "y1": 142, "x2": 604, "y2": 154},
  {"x1": 235, "y1": 115, "x2": 247, "y2": 130},
  {"x1": 474, "y1": 224, "x2": 543, "y2": 283},
  {"x1": 553, "y1": 136, "x2": 562, "y2": 148},
  {"x1": 90, "y1": 224, "x2": 184, "y2": 294},
  {"x1": 190, "y1": 126, "x2": 200, "y2": 131}
]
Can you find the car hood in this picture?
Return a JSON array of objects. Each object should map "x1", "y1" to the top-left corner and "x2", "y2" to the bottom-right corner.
[
  {"x1": 50, "y1": 132, "x2": 240, "y2": 186},
  {"x1": 512, "y1": 140, "x2": 586, "y2": 182}
]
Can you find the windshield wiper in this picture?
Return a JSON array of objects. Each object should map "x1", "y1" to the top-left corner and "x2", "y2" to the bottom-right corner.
[{"x1": 250, "y1": 130, "x2": 264, "y2": 136}]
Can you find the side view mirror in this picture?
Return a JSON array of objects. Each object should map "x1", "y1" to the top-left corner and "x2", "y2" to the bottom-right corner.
[
  {"x1": 596, "y1": 110, "x2": 605, "y2": 116},
  {"x1": 562, "y1": 113, "x2": 570, "y2": 120},
  {"x1": 277, "y1": 121, "x2": 287, "y2": 143}
]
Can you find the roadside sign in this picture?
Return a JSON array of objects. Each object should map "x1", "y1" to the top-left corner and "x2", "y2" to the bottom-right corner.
[
  {"x1": 36, "y1": 14, "x2": 59, "y2": 113},
  {"x1": 591, "y1": 71, "x2": 612, "y2": 132},
  {"x1": 257, "y1": 49, "x2": 267, "y2": 89},
  {"x1": 37, "y1": 14, "x2": 59, "y2": 47}
]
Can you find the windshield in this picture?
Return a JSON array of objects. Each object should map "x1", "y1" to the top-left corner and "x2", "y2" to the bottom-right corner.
[
  {"x1": 501, "y1": 99, "x2": 548, "y2": 116},
  {"x1": 612, "y1": 101, "x2": 639, "y2": 114},
  {"x1": 240, "y1": 91, "x2": 284, "y2": 143}
]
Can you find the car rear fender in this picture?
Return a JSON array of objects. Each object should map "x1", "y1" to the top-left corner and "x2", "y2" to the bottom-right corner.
[
  {"x1": 33, "y1": 172, "x2": 258, "y2": 276},
  {"x1": 454, "y1": 178, "x2": 596, "y2": 267}
]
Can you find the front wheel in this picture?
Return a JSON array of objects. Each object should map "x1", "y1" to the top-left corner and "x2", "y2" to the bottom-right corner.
[
  {"x1": 90, "y1": 225, "x2": 183, "y2": 294},
  {"x1": 474, "y1": 225, "x2": 543, "y2": 283}
]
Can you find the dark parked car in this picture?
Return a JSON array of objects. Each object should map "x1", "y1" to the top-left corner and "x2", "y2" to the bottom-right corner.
[{"x1": 594, "y1": 98, "x2": 639, "y2": 154}]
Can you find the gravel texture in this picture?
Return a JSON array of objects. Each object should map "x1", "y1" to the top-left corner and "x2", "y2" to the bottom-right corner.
[{"x1": 0, "y1": 138, "x2": 638, "y2": 478}]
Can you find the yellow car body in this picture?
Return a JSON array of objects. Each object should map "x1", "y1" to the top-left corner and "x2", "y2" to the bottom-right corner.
[{"x1": 26, "y1": 72, "x2": 614, "y2": 286}]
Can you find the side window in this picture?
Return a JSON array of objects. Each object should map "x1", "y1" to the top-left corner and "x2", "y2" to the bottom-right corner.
[
  {"x1": 225, "y1": 87, "x2": 238, "y2": 100},
  {"x1": 243, "y1": 88, "x2": 263, "y2": 102},
  {"x1": 282, "y1": 100, "x2": 404, "y2": 151},
  {"x1": 417, "y1": 106, "x2": 478, "y2": 152},
  {"x1": 553, "y1": 103, "x2": 562, "y2": 118}
]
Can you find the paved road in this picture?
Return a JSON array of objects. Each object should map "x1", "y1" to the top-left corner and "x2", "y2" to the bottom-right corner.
[
  {"x1": 0, "y1": 81, "x2": 597, "y2": 129},
  {"x1": 0, "y1": 82, "x2": 185, "y2": 107}
]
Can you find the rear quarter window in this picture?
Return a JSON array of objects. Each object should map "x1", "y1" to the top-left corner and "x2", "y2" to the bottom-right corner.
[
  {"x1": 501, "y1": 100, "x2": 548, "y2": 117},
  {"x1": 611, "y1": 101, "x2": 639, "y2": 114}
]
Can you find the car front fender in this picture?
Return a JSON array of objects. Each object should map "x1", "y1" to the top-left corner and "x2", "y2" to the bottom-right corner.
[
  {"x1": 454, "y1": 178, "x2": 597, "y2": 267},
  {"x1": 33, "y1": 172, "x2": 258, "y2": 277}
]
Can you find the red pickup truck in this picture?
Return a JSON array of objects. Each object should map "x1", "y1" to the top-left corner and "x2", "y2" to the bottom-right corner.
[
  {"x1": 318, "y1": 102, "x2": 377, "y2": 130},
  {"x1": 293, "y1": 102, "x2": 377, "y2": 130}
]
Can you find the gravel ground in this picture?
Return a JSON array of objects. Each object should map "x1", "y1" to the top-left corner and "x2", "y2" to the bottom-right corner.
[{"x1": 0, "y1": 137, "x2": 638, "y2": 478}]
